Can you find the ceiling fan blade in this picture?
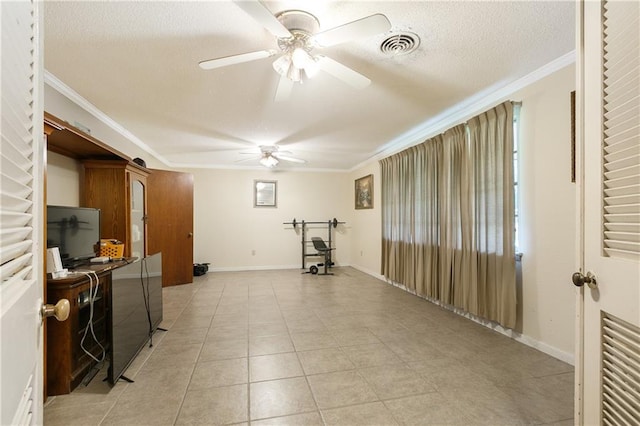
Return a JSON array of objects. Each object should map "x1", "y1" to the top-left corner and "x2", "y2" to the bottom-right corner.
[
  {"x1": 234, "y1": 155, "x2": 261, "y2": 163},
  {"x1": 316, "y1": 56, "x2": 371, "y2": 89},
  {"x1": 171, "y1": 147, "x2": 250, "y2": 155},
  {"x1": 199, "y1": 49, "x2": 277, "y2": 70},
  {"x1": 234, "y1": 0, "x2": 292, "y2": 39},
  {"x1": 272, "y1": 153, "x2": 306, "y2": 163},
  {"x1": 312, "y1": 14, "x2": 391, "y2": 47},
  {"x1": 274, "y1": 74, "x2": 294, "y2": 102}
]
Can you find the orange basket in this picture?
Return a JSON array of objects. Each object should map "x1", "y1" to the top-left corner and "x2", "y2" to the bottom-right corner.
[{"x1": 100, "y1": 239, "x2": 124, "y2": 258}]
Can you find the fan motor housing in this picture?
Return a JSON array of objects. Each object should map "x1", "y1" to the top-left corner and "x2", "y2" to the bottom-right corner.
[
  {"x1": 275, "y1": 10, "x2": 320, "y2": 37},
  {"x1": 275, "y1": 10, "x2": 320, "y2": 54}
]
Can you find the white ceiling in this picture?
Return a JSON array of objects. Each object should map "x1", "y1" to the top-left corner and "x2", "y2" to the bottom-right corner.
[{"x1": 43, "y1": 1, "x2": 575, "y2": 171}]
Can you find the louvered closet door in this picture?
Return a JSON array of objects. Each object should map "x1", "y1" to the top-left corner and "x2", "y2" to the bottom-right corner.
[
  {"x1": 0, "y1": 0, "x2": 44, "y2": 425},
  {"x1": 580, "y1": 0, "x2": 640, "y2": 424}
]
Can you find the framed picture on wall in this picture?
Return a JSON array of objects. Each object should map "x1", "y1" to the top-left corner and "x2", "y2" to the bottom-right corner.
[
  {"x1": 254, "y1": 180, "x2": 277, "y2": 207},
  {"x1": 355, "y1": 174, "x2": 373, "y2": 209}
]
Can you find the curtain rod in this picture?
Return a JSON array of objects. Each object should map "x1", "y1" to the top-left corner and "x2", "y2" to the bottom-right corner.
[{"x1": 382, "y1": 100, "x2": 524, "y2": 159}]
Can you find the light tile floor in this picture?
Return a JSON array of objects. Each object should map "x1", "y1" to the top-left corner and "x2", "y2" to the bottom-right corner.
[{"x1": 44, "y1": 268, "x2": 574, "y2": 425}]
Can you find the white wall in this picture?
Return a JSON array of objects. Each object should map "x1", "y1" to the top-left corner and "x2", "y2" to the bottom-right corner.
[
  {"x1": 188, "y1": 168, "x2": 352, "y2": 271},
  {"x1": 46, "y1": 151, "x2": 81, "y2": 206},
  {"x1": 512, "y1": 64, "x2": 577, "y2": 360},
  {"x1": 348, "y1": 163, "x2": 382, "y2": 278}
]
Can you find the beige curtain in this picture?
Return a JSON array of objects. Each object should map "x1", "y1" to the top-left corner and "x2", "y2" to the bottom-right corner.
[
  {"x1": 467, "y1": 102, "x2": 516, "y2": 327},
  {"x1": 380, "y1": 101, "x2": 516, "y2": 328}
]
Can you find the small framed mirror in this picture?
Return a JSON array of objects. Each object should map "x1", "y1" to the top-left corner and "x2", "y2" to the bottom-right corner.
[{"x1": 254, "y1": 180, "x2": 277, "y2": 208}]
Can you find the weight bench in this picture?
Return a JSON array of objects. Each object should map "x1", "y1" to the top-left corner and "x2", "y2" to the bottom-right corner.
[{"x1": 310, "y1": 237, "x2": 334, "y2": 275}]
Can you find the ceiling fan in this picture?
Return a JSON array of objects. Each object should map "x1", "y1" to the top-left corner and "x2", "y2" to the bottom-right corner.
[
  {"x1": 239, "y1": 145, "x2": 307, "y2": 168},
  {"x1": 199, "y1": 0, "x2": 391, "y2": 101}
]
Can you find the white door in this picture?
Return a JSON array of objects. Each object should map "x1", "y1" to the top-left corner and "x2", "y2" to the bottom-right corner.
[
  {"x1": 578, "y1": 0, "x2": 640, "y2": 424},
  {"x1": 0, "y1": 1, "x2": 45, "y2": 424}
]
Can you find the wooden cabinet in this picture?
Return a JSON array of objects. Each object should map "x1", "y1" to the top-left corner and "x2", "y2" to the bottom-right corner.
[
  {"x1": 43, "y1": 112, "x2": 187, "y2": 396},
  {"x1": 82, "y1": 160, "x2": 149, "y2": 258},
  {"x1": 46, "y1": 270, "x2": 111, "y2": 395}
]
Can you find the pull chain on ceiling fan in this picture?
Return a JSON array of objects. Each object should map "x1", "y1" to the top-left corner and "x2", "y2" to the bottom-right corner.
[{"x1": 199, "y1": 0, "x2": 391, "y2": 101}]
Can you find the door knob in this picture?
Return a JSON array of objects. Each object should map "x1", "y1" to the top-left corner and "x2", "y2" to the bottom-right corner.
[
  {"x1": 572, "y1": 271, "x2": 597, "y2": 289},
  {"x1": 41, "y1": 299, "x2": 70, "y2": 322}
]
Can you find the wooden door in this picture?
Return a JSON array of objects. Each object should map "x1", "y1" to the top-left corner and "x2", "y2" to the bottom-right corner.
[
  {"x1": 147, "y1": 169, "x2": 194, "y2": 287},
  {"x1": 577, "y1": 1, "x2": 640, "y2": 424}
]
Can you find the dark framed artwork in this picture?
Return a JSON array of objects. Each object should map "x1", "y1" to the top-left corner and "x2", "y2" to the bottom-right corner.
[{"x1": 355, "y1": 174, "x2": 373, "y2": 209}]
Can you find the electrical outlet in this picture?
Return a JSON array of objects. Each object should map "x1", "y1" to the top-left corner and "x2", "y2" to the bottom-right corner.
[
  {"x1": 251, "y1": 250, "x2": 256, "y2": 256},
  {"x1": 360, "y1": 250, "x2": 363, "y2": 256}
]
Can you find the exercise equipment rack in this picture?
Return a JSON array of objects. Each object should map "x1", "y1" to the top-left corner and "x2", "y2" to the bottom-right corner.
[{"x1": 283, "y1": 218, "x2": 345, "y2": 272}]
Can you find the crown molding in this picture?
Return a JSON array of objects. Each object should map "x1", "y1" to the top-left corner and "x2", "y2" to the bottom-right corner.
[
  {"x1": 44, "y1": 70, "x2": 170, "y2": 166},
  {"x1": 351, "y1": 50, "x2": 576, "y2": 172}
]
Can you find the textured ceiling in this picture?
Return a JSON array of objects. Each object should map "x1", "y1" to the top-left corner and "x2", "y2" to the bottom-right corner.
[{"x1": 44, "y1": 1, "x2": 575, "y2": 171}]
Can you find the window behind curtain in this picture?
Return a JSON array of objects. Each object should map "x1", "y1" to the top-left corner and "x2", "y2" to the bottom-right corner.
[{"x1": 380, "y1": 101, "x2": 516, "y2": 328}]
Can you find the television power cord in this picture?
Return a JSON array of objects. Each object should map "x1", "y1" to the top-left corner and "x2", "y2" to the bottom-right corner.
[{"x1": 77, "y1": 270, "x2": 106, "y2": 364}]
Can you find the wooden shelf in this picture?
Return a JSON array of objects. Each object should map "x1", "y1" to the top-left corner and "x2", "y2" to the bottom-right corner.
[{"x1": 44, "y1": 111, "x2": 130, "y2": 161}]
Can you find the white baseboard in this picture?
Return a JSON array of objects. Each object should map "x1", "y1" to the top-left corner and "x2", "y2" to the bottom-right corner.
[
  {"x1": 509, "y1": 333, "x2": 574, "y2": 365},
  {"x1": 353, "y1": 267, "x2": 575, "y2": 366},
  {"x1": 208, "y1": 264, "x2": 301, "y2": 272},
  {"x1": 349, "y1": 264, "x2": 385, "y2": 281},
  {"x1": 207, "y1": 263, "x2": 348, "y2": 273}
]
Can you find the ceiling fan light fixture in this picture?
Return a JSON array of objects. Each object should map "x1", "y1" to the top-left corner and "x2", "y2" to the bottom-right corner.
[
  {"x1": 286, "y1": 64, "x2": 302, "y2": 82},
  {"x1": 273, "y1": 53, "x2": 310, "y2": 83},
  {"x1": 260, "y1": 155, "x2": 279, "y2": 168},
  {"x1": 291, "y1": 47, "x2": 312, "y2": 69},
  {"x1": 273, "y1": 55, "x2": 292, "y2": 76},
  {"x1": 303, "y1": 57, "x2": 320, "y2": 78}
]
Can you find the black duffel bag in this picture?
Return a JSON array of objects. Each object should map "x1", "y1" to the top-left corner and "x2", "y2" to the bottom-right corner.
[{"x1": 193, "y1": 263, "x2": 209, "y2": 276}]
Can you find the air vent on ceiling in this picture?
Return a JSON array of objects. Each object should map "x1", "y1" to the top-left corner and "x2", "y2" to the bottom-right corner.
[{"x1": 380, "y1": 32, "x2": 420, "y2": 55}]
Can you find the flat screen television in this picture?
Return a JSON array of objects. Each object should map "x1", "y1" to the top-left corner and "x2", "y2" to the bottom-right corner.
[
  {"x1": 108, "y1": 253, "x2": 163, "y2": 384},
  {"x1": 46, "y1": 205, "x2": 101, "y2": 268}
]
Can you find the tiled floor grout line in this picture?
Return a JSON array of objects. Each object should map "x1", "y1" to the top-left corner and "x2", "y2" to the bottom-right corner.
[
  {"x1": 244, "y1": 282, "x2": 254, "y2": 426},
  {"x1": 269, "y1": 280, "x2": 322, "y2": 425},
  {"x1": 170, "y1": 279, "x2": 224, "y2": 426}
]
